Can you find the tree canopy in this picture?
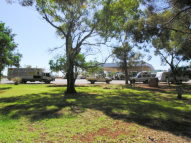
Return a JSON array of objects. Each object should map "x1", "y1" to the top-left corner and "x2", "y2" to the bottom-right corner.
[
  {"x1": 97, "y1": 0, "x2": 142, "y2": 84},
  {"x1": 138, "y1": 0, "x2": 191, "y2": 60},
  {"x1": 34, "y1": 0, "x2": 103, "y2": 93},
  {"x1": 97, "y1": 0, "x2": 140, "y2": 39},
  {"x1": 49, "y1": 53, "x2": 104, "y2": 79},
  {"x1": 0, "y1": 22, "x2": 22, "y2": 80},
  {"x1": 113, "y1": 43, "x2": 142, "y2": 84}
]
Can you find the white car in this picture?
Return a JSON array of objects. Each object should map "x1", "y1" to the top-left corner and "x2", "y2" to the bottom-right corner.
[{"x1": 130, "y1": 71, "x2": 155, "y2": 83}]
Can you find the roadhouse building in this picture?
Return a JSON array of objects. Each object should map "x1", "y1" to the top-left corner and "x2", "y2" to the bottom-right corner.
[{"x1": 101, "y1": 61, "x2": 154, "y2": 76}]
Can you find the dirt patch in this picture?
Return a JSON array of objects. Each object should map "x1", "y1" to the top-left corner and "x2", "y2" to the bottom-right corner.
[
  {"x1": 28, "y1": 126, "x2": 34, "y2": 132},
  {"x1": 73, "y1": 127, "x2": 128, "y2": 142},
  {"x1": 73, "y1": 120, "x2": 191, "y2": 143}
]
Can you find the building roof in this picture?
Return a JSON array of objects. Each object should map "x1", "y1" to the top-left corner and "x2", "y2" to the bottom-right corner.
[
  {"x1": 101, "y1": 63, "x2": 120, "y2": 68},
  {"x1": 101, "y1": 61, "x2": 154, "y2": 70}
]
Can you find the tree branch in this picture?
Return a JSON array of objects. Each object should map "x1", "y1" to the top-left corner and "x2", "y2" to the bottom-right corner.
[
  {"x1": 42, "y1": 9, "x2": 67, "y2": 37},
  {"x1": 165, "y1": 6, "x2": 191, "y2": 25},
  {"x1": 162, "y1": 27, "x2": 191, "y2": 35},
  {"x1": 82, "y1": 42, "x2": 107, "y2": 46},
  {"x1": 48, "y1": 44, "x2": 65, "y2": 53},
  {"x1": 175, "y1": 58, "x2": 182, "y2": 69},
  {"x1": 75, "y1": 53, "x2": 113, "y2": 69},
  {"x1": 75, "y1": 26, "x2": 95, "y2": 49},
  {"x1": 157, "y1": 50, "x2": 171, "y2": 65}
]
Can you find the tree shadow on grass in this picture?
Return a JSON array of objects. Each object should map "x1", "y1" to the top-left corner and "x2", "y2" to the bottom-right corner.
[
  {"x1": 0, "y1": 87, "x2": 12, "y2": 93},
  {"x1": 0, "y1": 87, "x2": 12, "y2": 91},
  {"x1": 0, "y1": 92, "x2": 77, "y2": 121},
  {"x1": 47, "y1": 84, "x2": 101, "y2": 88},
  {"x1": 0, "y1": 86, "x2": 190, "y2": 138},
  {"x1": 125, "y1": 84, "x2": 191, "y2": 95},
  {"x1": 75, "y1": 90, "x2": 191, "y2": 138}
]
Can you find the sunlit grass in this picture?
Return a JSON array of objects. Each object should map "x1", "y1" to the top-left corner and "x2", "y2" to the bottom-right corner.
[{"x1": 0, "y1": 84, "x2": 191, "y2": 142}]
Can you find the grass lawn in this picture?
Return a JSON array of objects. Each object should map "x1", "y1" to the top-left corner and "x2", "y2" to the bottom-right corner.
[{"x1": 0, "y1": 83, "x2": 191, "y2": 143}]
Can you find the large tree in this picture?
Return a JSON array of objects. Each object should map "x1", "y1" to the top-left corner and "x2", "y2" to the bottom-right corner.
[
  {"x1": 136, "y1": 0, "x2": 191, "y2": 83},
  {"x1": 0, "y1": 22, "x2": 22, "y2": 81},
  {"x1": 113, "y1": 43, "x2": 142, "y2": 84},
  {"x1": 138, "y1": 0, "x2": 191, "y2": 60},
  {"x1": 34, "y1": 0, "x2": 103, "y2": 93},
  {"x1": 97, "y1": 0, "x2": 142, "y2": 84},
  {"x1": 152, "y1": 31, "x2": 187, "y2": 83},
  {"x1": 123, "y1": 1, "x2": 191, "y2": 83},
  {"x1": 141, "y1": 0, "x2": 191, "y2": 34}
]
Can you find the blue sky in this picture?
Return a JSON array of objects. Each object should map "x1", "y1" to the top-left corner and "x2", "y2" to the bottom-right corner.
[{"x1": 0, "y1": 0, "x2": 173, "y2": 75}]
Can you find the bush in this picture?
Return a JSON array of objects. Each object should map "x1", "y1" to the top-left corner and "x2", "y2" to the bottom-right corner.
[{"x1": 12, "y1": 77, "x2": 22, "y2": 85}]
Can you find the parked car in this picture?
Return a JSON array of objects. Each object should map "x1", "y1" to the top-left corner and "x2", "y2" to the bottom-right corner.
[
  {"x1": 86, "y1": 77, "x2": 112, "y2": 84},
  {"x1": 130, "y1": 71, "x2": 155, "y2": 83},
  {"x1": 114, "y1": 72, "x2": 125, "y2": 80}
]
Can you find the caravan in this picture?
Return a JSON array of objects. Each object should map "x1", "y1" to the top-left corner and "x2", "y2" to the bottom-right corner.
[
  {"x1": 156, "y1": 71, "x2": 189, "y2": 83},
  {"x1": 8, "y1": 68, "x2": 55, "y2": 84}
]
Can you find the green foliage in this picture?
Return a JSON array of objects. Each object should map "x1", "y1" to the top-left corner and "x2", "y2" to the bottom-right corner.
[
  {"x1": 49, "y1": 54, "x2": 87, "y2": 79},
  {"x1": 128, "y1": 1, "x2": 191, "y2": 79},
  {"x1": 108, "y1": 71, "x2": 115, "y2": 78},
  {"x1": 112, "y1": 43, "x2": 142, "y2": 83},
  {"x1": 97, "y1": 0, "x2": 142, "y2": 84},
  {"x1": 97, "y1": 0, "x2": 141, "y2": 40},
  {"x1": 150, "y1": 15, "x2": 189, "y2": 66},
  {"x1": 151, "y1": 27, "x2": 188, "y2": 83},
  {"x1": 113, "y1": 43, "x2": 142, "y2": 64},
  {"x1": 139, "y1": 0, "x2": 191, "y2": 60},
  {"x1": 85, "y1": 61, "x2": 103, "y2": 76},
  {"x1": 36, "y1": 0, "x2": 98, "y2": 37},
  {"x1": 0, "y1": 22, "x2": 22, "y2": 79},
  {"x1": 24, "y1": 65, "x2": 32, "y2": 68},
  {"x1": 6, "y1": 0, "x2": 34, "y2": 6},
  {"x1": 49, "y1": 54, "x2": 101, "y2": 77},
  {"x1": 49, "y1": 55, "x2": 67, "y2": 74}
]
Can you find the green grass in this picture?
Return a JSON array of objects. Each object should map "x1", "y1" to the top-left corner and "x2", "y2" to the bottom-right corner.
[{"x1": 0, "y1": 84, "x2": 191, "y2": 143}]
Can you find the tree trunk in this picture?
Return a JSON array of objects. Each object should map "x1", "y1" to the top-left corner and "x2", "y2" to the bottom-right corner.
[
  {"x1": 177, "y1": 86, "x2": 182, "y2": 99},
  {"x1": 172, "y1": 71, "x2": 177, "y2": 84},
  {"x1": 0, "y1": 70, "x2": 2, "y2": 84},
  {"x1": 65, "y1": 36, "x2": 76, "y2": 94},
  {"x1": 66, "y1": 60, "x2": 76, "y2": 94},
  {"x1": 125, "y1": 68, "x2": 129, "y2": 84},
  {"x1": 171, "y1": 66, "x2": 177, "y2": 84},
  {"x1": 173, "y1": 74, "x2": 177, "y2": 84},
  {"x1": 123, "y1": 56, "x2": 129, "y2": 84}
]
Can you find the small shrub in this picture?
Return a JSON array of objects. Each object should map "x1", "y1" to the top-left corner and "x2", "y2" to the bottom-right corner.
[{"x1": 12, "y1": 77, "x2": 22, "y2": 85}]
